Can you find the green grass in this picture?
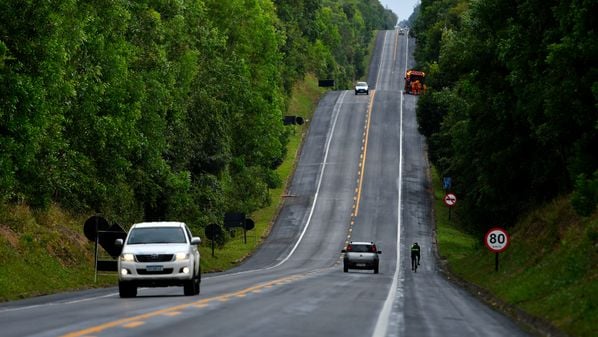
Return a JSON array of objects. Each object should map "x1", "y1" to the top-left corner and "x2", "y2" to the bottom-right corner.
[
  {"x1": 431, "y1": 167, "x2": 597, "y2": 337},
  {"x1": 0, "y1": 205, "x2": 114, "y2": 301}
]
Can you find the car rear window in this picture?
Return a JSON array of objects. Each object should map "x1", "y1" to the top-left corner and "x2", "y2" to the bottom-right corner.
[
  {"x1": 348, "y1": 244, "x2": 374, "y2": 252},
  {"x1": 127, "y1": 227, "x2": 187, "y2": 244},
  {"x1": 357, "y1": 82, "x2": 367, "y2": 86}
]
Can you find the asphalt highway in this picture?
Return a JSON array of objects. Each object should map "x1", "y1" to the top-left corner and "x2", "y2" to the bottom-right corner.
[{"x1": 0, "y1": 29, "x2": 530, "y2": 337}]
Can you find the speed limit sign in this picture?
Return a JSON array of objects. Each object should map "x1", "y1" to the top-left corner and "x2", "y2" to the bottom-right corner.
[{"x1": 484, "y1": 228, "x2": 510, "y2": 253}]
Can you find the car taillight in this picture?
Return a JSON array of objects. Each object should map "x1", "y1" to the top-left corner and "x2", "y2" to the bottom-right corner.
[
  {"x1": 347, "y1": 245, "x2": 352, "y2": 251},
  {"x1": 371, "y1": 245, "x2": 377, "y2": 252}
]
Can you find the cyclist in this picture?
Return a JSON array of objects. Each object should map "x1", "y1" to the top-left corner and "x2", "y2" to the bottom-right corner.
[{"x1": 410, "y1": 242, "x2": 420, "y2": 271}]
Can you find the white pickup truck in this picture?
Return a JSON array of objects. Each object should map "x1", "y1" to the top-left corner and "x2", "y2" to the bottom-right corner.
[{"x1": 115, "y1": 222, "x2": 201, "y2": 297}]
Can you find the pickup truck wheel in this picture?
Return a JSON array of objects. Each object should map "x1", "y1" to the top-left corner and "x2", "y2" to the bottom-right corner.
[
  {"x1": 194, "y1": 277, "x2": 200, "y2": 295},
  {"x1": 196, "y1": 267, "x2": 201, "y2": 294},
  {"x1": 184, "y1": 279, "x2": 195, "y2": 296},
  {"x1": 184, "y1": 268, "x2": 200, "y2": 296},
  {"x1": 119, "y1": 282, "x2": 137, "y2": 298}
]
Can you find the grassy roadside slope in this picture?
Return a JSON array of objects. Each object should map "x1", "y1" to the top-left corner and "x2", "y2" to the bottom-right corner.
[
  {"x1": 0, "y1": 74, "x2": 326, "y2": 302},
  {"x1": 0, "y1": 205, "x2": 106, "y2": 300},
  {"x1": 431, "y1": 167, "x2": 597, "y2": 337}
]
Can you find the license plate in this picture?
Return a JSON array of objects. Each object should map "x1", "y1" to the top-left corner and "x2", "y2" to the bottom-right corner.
[
  {"x1": 146, "y1": 265, "x2": 163, "y2": 272},
  {"x1": 356, "y1": 263, "x2": 366, "y2": 267}
]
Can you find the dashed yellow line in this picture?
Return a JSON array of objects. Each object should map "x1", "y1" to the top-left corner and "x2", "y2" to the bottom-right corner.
[
  {"x1": 60, "y1": 272, "x2": 318, "y2": 337},
  {"x1": 344, "y1": 89, "x2": 376, "y2": 247},
  {"x1": 162, "y1": 311, "x2": 181, "y2": 317},
  {"x1": 122, "y1": 321, "x2": 144, "y2": 328},
  {"x1": 354, "y1": 90, "x2": 376, "y2": 217}
]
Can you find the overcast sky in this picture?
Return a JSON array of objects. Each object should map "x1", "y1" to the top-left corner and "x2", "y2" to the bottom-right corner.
[{"x1": 379, "y1": 0, "x2": 419, "y2": 23}]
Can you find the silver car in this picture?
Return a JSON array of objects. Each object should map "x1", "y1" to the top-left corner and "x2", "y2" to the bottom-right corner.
[
  {"x1": 115, "y1": 222, "x2": 201, "y2": 297},
  {"x1": 354, "y1": 81, "x2": 369, "y2": 95},
  {"x1": 342, "y1": 241, "x2": 381, "y2": 273}
]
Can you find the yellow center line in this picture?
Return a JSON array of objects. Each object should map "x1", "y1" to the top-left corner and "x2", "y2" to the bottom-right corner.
[
  {"x1": 162, "y1": 311, "x2": 181, "y2": 317},
  {"x1": 60, "y1": 272, "x2": 320, "y2": 337},
  {"x1": 122, "y1": 321, "x2": 145, "y2": 328},
  {"x1": 354, "y1": 90, "x2": 376, "y2": 217}
]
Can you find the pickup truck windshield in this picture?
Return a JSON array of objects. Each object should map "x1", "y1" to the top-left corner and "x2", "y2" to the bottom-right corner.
[{"x1": 127, "y1": 227, "x2": 187, "y2": 244}]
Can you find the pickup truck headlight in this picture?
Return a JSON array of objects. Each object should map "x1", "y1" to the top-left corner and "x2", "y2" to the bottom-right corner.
[
  {"x1": 120, "y1": 253, "x2": 135, "y2": 262},
  {"x1": 175, "y1": 252, "x2": 190, "y2": 261}
]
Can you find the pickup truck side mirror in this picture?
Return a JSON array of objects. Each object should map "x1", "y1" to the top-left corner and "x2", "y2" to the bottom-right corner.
[
  {"x1": 114, "y1": 238, "x2": 124, "y2": 246},
  {"x1": 191, "y1": 237, "x2": 201, "y2": 245}
]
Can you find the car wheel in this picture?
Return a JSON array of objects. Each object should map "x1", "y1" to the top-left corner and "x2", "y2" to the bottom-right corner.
[
  {"x1": 193, "y1": 277, "x2": 200, "y2": 295},
  {"x1": 355, "y1": 91, "x2": 358, "y2": 95},
  {"x1": 366, "y1": 91, "x2": 369, "y2": 95},
  {"x1": 374, "y1": 264, "x2": 379, "y2": 274},
  {"x1": 343, "y1": 264, "x2": 349, "y2": 273},
  {"x1": 195, "y1": 266, "x2": 201, "y2": 294},
  {"x1": 185, "y1": 267, "x2": 200, "y2": 296},
  {"x1": 119, "y1": 281, "x2": 137, "y2": 298},
  {"x1": 184, "y1": 278, "x2": 195, "y2": 296}
]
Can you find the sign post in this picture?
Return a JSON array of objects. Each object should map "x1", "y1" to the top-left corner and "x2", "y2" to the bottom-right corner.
[
  {"x1": 484, "y1": 227, "x2": 510, "y2": 271},
  {"x1": 83, "y1": 215, "x2": 127, "y2": 281},
  {"x1": 205, "y1": 223, "x2": 224, "y2": 257},
  {"x1": 443, "y1": 193, "x2": 457, "y2": 220}
]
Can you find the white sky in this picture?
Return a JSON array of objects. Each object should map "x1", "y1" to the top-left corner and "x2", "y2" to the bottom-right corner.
[{"x1": 379, "y1": 0, "x2": 419, "y2": 23}]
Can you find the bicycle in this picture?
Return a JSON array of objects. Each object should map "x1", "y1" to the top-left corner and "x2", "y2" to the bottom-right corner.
[{"x1": 411, "y1": 255, "x2": 420, "y2": 272}]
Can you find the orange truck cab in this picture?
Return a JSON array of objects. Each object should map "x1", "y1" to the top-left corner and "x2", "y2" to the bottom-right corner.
[{"x1": 404, "y1": 70, "x2": 425, "y2": 95}]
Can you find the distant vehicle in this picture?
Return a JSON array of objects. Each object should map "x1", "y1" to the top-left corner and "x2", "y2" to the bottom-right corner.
[
  {"x1": 399, "y1": 29, "x2": 405, "y2": 35},
  {"x1": 115, "y1": 222, "x2": 201, "y2": 298},
  {"x1": 342, "y1": 241, "x2": 381, "y2": 273},
  {"x1": 404, "y1": 69, "x2": 426, "y2": 95},
  {"x1": 355, "y1": 81, "x2": 369, "y2": 95}
]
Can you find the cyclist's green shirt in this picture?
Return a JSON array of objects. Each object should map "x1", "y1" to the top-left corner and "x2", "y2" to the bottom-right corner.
[{"x1": 411, "y1": 244, "x2": 420, "y2": 257}]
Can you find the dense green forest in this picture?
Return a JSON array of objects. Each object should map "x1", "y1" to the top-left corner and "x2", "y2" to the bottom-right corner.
[
  {"x1": 412, "y1": 0, "x2": 597, "y2": 231},
  {"x1": 0, "y1": 1, "x2": 395, "y2": 233}
]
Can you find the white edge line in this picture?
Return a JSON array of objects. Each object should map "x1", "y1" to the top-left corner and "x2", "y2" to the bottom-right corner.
[
  {"x1": 375, "y1": 31, "x2": 388, "y2": 90},
  {"x1": 0, "y1": 293, "x2": 116, "y2": 313},
  {"x1": 373, "y1": 30, "x2": 404, "y2": 337},
  {"x1": 272, "y1": 90, "x2": 348, "y2": 268},
  {"x1": 208, "y1": 90, "x2": 349, "y2": 280}
]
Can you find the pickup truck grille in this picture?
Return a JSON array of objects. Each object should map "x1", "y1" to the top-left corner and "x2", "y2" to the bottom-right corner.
[{"x1": 136, "y1": 254, "x2": 174, "y2": 262}]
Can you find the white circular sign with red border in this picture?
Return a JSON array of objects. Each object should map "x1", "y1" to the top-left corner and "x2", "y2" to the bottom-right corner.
[
  {"x1": 443, "y1": 193, "x2": 457, "y2": 207},
  {"x1": 484, "y1": 228, "x2": 510, "y2": 253}
]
